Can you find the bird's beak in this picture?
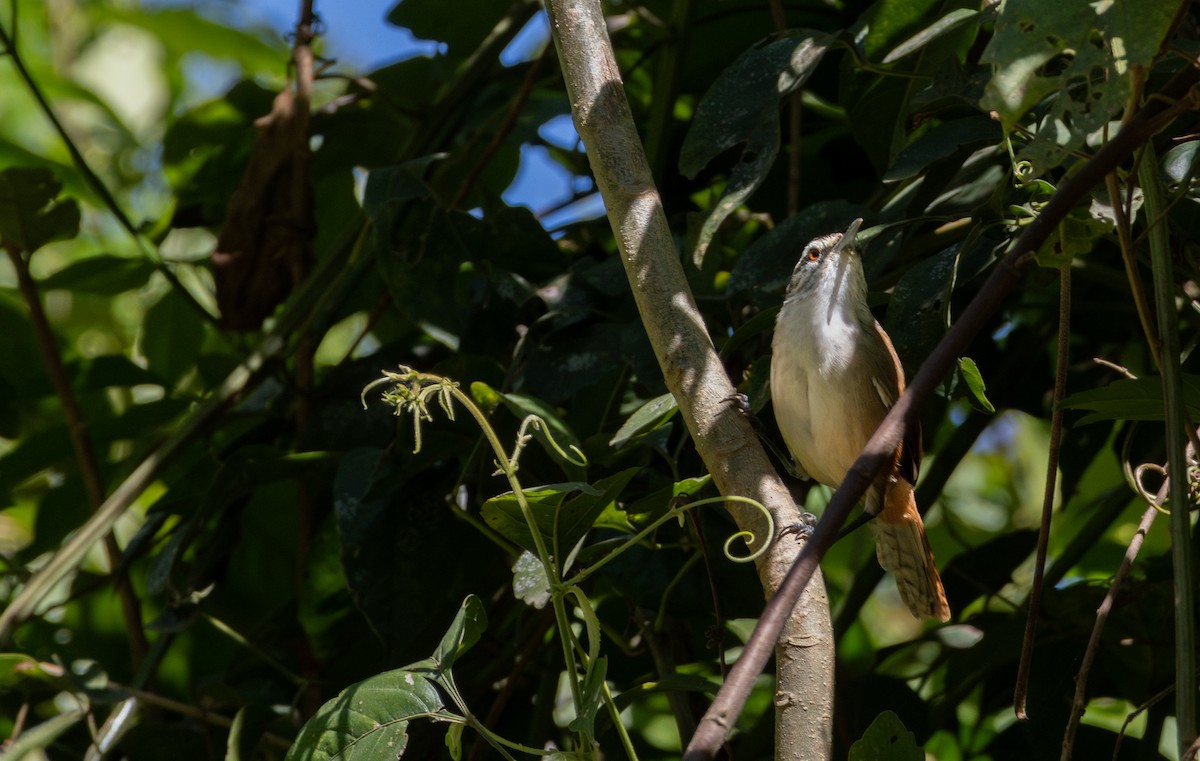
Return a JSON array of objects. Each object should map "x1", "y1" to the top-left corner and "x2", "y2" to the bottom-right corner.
[{"x1": 830, "y1": 218, "x2": 863, "y2": 257}]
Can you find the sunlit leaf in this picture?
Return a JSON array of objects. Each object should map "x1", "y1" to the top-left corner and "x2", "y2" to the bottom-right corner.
[
  {"x1": 285, "y1": 668, "x2": 447, "y2": 761},
  {"x1": 609, "y1": 393, "x2": 677, "y2": 449},
  {"x1": 980, "y1": 0, "x2": 1183, "y2": 176},
  {"x1": 883, "y1": 8, "x2": 982, "y2": 64},
  {"x1": 957, "y1": 357, "x2": 995, "y2": 414}
]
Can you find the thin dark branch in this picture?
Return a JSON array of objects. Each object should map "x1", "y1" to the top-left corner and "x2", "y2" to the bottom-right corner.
[
  {"x1": 451, "y1": 49, "x2": 549, "y2": 209},
  {"x1": 1014, "y1": 263, "x2": 1071, "y2": 719},
  {"x1": 1061, "y1": 502, "x2": 1158, "y2": 760},
  {"x1": 4, "y1": 244, "x2": 149, "y2": 670}
]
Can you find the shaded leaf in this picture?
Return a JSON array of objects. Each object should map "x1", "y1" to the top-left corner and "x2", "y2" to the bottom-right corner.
[
  {"x1": 140, "y1": 289, "x2": 207, "y2": 385},
  {"x1": 482, "y1": 468, "x2": 639, "y2": 555},
  {"x1": 2, "y1": 710, "x2": 87, "y2": 761},
  {"x1": 0, "y1": 167, "x2": 80, "y2": 254},
  {"x1": 848, "y1": 710, "x2": 923, "y2": 760},
  {"x1": 1060, "y1": 376, "x2": 1200, "y2": 425},
  {"x1": 883, "y1": 117, "x2": 1000, "y2": 183},
  {"x1": 386, "y1": 0, "x2": 511, "y2": 61},
  {"x1": 38, "y1": 254, "x2": 155, "y2": 295},
  {"x1": 680, "y1": 30, "x2": 836, "y2": 266},
  {"x1": 980, "y1": 0, "x2": 1182, "y2": 176},
  {"x1": 431, "y1": 595, "x2": 487, "y2": 671}
]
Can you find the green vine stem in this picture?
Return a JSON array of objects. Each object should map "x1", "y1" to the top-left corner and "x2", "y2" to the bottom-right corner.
[
  {"x1": 364, "y1": 367, "x2": 776, "y2": 756},
  {"x1": 1140, "y1": 143, "x2": 1198, "y2": 756},
  {"x1": 364, "y1": 367, "x2": 590, "y2": 747}
]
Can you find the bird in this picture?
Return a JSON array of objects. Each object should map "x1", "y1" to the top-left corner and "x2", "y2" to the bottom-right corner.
[{"x1": 770, "y1": 218, "x2": 950, "y2": 622}]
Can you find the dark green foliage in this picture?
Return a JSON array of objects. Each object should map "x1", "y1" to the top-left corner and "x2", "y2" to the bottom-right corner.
[{"x1": 0, "y1": 0, "x2": 1197, "y2": 759}]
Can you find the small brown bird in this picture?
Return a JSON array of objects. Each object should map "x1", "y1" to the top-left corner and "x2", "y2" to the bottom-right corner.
[{"x1": 770, "y1": 219, "x2": 950, "y2": 622}]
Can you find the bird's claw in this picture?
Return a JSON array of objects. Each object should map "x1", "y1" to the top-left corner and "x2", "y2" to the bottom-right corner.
[
  {"x1": 724, "y1": 392, "x2": 752, "y2": 416},
  {"x1": 779, "y1": 512, "x2": 818, "y2": 540}
]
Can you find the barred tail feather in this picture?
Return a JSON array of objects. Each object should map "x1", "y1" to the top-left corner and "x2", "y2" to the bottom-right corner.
[{"x1": 870, "y1": 480, "x2": 950, "y2": 622}]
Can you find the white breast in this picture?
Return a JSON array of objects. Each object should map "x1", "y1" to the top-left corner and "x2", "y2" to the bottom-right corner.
[{"x1": 771, "y1": 291, "x2": 888, "y2": 488}]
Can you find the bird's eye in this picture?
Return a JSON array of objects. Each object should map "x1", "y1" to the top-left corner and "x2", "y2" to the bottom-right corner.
[{"x1": 806, "y1": 248, "x2": 820, "y2": 262}]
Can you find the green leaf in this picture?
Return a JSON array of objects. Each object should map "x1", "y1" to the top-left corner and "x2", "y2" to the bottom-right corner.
[
  {"x1": 386, "y1": 0, "x2": 510, "y2": 61},
  {"x1": 1161, "y1": 140, "x2": 1200, "y2": 191},
  {"x1": 0, "y1": 653, "x2": 56, "y2": 687},
  {"x1": 2, "y1": 710, "x2": 87, "y2": 761},
  {"x1": 498, "y1": 391, "x2": 583, "y2": 461},
  {"x1": 285, "y1": 668, "x2": 447, "y2": 761},
  {"x1": 679, "y1": 30, "x2": 836, "y2": 266},
  {"x1": 0, "y1": 167, "x2": 80, "y2": 254},
  {"x1": 883, "y1": 117, "x2": 1000, "y2": 183},
  {"x1": 97, "y1": 6, "x2": 288, "y2": 75},
  {"x1": 883, "y1": 8, "x2": 982, "y2": 64},
  {"x1": 431, "y1": 595, "x2": 488, "y2": 671},
  {"x1": 511, "y1": 550, "x2": 550, "y2": 609},
  {"x1": 567, "y1": 655, "x2": 607, "y2": 736},
  {"x1": 1034, "y1": 209, "x2": 1110, "y2": 267},
  {"x1": 226, "y1": 705, "x2": 274, "y2": 761},
  {"x1": 445, "y1": 722, "x2": 465, "y2": 761},
  {"x1": 72, "y1": 354, "x2": 161, "y2": 391},
  {"x1": 957, "y1": 357, "x2": 995, "y2": 414},
  {"x1": 980, "y1": 0, "x2": 1184, "y2": 177},
  {"x1": 39, "y1": 254, "x2": 155, "y2": 295},
  {"x1": 139, "y1": 288, "x2": 206, "y2": 385},
  {"x1": 848, "y1": 710, "x2": 923, "y2": 760},
  {"x1": 855, "y1": 0, "x2": 947, "y2": 61},
  {"x1": 609, "y1": 393, "x2": 678, "y2": 449},
  {"x1": 623, "y1": 476, "x2": 711, "y2": 524},
  {"x1": 1060, "y1": 376, "x2": 1200, "y2": 425},
  {"x1": 482, "y1": 468, "x2": 639, "y2": 555}
]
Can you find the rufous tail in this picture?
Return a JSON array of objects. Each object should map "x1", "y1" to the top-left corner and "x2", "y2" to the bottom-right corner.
[{"x1": 869, "y1": 480, "x2": 950, "y2": 622}]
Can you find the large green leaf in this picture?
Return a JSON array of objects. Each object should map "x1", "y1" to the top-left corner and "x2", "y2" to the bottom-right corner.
[
  {"x1": 386, "y1": 0, "x2": 511, "y2": 62},
  {"x1": 980, "y1": 0, "x2": 1183, "y2": 176},
  {"x1": 96, "y1": 6, "x2": 287, "y2": 75},
  {"x1": 847, "y1": 710, "x2": 923, "y2": 760},
  {"x1": 1060, "y1": 376, "x2": 1200, "y2": 425},
  {"x1": 38, "y1": 254, "x2": 155, "y2": 294},
  {"x1": 139, "y1": 288, "x2": 207, "y2": 385},
  {"x1": 481, "y1": 467, "x2": 640, "y2": 556},
  {"x1": 679, "y1": 30, "x2": 836, "y2": 266},
  {"x1": 285, "y1": 667, "x2": 447, "y2": 761}
]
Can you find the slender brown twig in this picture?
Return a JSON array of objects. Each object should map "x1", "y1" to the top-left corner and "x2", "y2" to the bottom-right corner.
[
  {"x1": 1061, "y1": 501, "x2": 1159, "y2": 760},
  {"x1": 1014, "y1": 262, "x2": 1071, "y2": 719},
  {"x1": 451, "y1": 48, "x2": 550, "y2": 210},
  {"x1": 4, "y1": 244, "x2": 149, "y2": 670}
]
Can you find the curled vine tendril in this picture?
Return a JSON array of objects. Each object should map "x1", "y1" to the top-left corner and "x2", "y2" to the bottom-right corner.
[{"x1": 507, "y1": 415, "x2": 588, "y2": 474}]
